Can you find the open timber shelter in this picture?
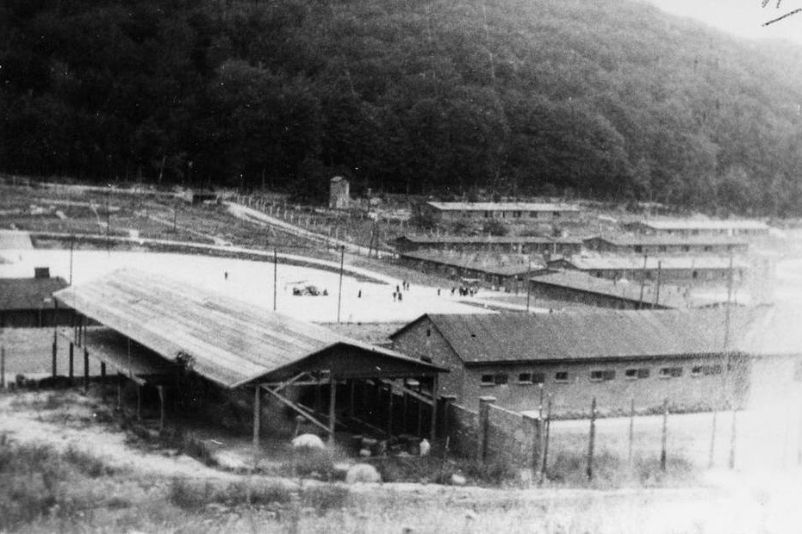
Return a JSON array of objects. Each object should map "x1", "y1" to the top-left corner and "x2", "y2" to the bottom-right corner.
[{"x1": 53, "y1": 268, "x2": 446, "y2": 451}]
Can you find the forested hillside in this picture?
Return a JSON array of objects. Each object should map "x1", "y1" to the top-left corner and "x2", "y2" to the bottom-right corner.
[{"x1": 3, "y1": 0, "x2": 802, "y2": 213}]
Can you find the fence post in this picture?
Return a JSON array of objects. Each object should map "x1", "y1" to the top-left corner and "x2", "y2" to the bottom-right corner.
[
  {"x1": 708, "y1": 406, "x2": 718, "y2": 468},
  {"x1": 83, "y1": 348, "x2": 89, "y2": 393},
  {"x1": 628, "y1": 398, "x2": 635, "y2": 466},
  {"x1": 477, "y1": 396, "x2": 496, "y2": 464},
  {"x1": 728, "y1": 404, "x2": 737, "y2": 470},
  {"x1": 660, "y1": 398, "x2": 669, "y2": 471},
  {"x1": 586, "y1": 397, "x2": 597, "y2": 480},
  {"x1": 51, "y1": 332, "x2": 57, "y2": 378},
  {"x1": 69, "y1": 342, "x2": 74, "y2": 383},
  {"x1": 539, "y1": 396, "x2": 552, "y2": 484}
]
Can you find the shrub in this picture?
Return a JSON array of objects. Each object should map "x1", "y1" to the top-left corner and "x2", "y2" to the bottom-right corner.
[
  {"x1": 301, "y1": 485, "x2": 350, "y2": 513},
  {"x1": 63, "y1": 445, "x2": 114, "y2": 477}
]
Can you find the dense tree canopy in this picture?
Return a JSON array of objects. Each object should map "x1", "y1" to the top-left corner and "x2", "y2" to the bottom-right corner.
[{"x1": 2, "y1": 0, "x2": 802, "y2": 213}]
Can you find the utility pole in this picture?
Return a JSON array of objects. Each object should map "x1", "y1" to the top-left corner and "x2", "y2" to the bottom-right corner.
[
  {"x1": 337, "y1": 246, "x2": 345, "y2": 323},
  {"x1": 525, "y1": 257, "x2": 532, "y2": 313},
  {"x1": 638, "y1": 254, "x2": 647, "y2": 308},
  {"x1": 653, "y1": 260, "x2": 662, "y2": 309},
  {"x1": 69, "y1": 234, "x2": 75, "y2": 285}
]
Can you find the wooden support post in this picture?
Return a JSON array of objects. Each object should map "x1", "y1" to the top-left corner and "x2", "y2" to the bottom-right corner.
[
  {"x1": 116, "y1": 374, "x2": 122, "y2": 411},
  {"x1": 587, "y1": 397, "x2": 597, "y2": 480},
  {"x1": 628, "y1": 398, "x2": 635, "y2": 466},
  {"x1": 315, "y1": 376, "x2": 322, "y2": 415},
  {"x1": 416, "y1": 392, "x2": 423, "y2": 436},
  {"x1": 348, "y1": 380, "x2": 355, "y2": 419},
  {"x1": 402, "y1": 390, "x2": 409, "y2": 433},
  {"x1": 1, "y1": 346, "x2": 5, "y2": 389},
  {"x1": 100, "y1": 362, "x2": 106, "y2": 379},
  {"x1": 328, "y1": 376, "x2": 337, "y2": 445},
  {"x1": 660, "y1": 398, "x2": 669, "y2": 472},
  {"x1": 68, "y1": 343, "x2": 74, "y2": 383},
  {"x1": 430, "y1": 374, "x2": 439, "y2": 442},
  {"x1": 386, "y1": 383, "x2": 394, "y2": 437},
  {"x1": 158, "y1": 386, "x2": 166, "y2": 432},
  {"x1": 477, "y1": 396, "x2": 495, "y2": 463},
  {"x1": 253, "y1": 386, "x2": 261, "y2": 461},
  {"x1": 83, "y1": 348, "x2": 89, "y2": 393}
]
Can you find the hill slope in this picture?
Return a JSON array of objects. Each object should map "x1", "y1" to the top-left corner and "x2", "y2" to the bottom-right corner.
[{"x1": 2, "y1": 0, "x2": 802, "y2": 213}]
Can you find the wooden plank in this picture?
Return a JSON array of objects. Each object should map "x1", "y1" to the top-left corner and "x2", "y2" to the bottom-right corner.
[{"x1": 261, "y1": 385, "x2": 330, "y2": 434}]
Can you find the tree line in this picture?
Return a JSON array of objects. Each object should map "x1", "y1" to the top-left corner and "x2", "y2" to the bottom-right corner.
[{"x1": 2, "y1": 0, "x2": 802, "y2": 214}]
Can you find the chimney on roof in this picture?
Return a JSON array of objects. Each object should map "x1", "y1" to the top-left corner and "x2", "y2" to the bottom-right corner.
[{"x1": 34, "y1": 267, "x2": 50, "y2": 279}]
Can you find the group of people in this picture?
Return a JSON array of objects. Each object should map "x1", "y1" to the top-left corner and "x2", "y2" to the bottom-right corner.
[
  {"x1": 452, "y1": 285, "x2": 477, "y2": 297},
  {"x1": 392, "y1": 280, "x2": 411, "y2": 302}
]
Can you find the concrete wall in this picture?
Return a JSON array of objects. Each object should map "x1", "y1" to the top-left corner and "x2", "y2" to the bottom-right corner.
[
  {"x1": 484, "y1": 401, "x2": 539, "y2": 468},
  {"x1": 463, "y1": 357, "x2": 742, "y2": 415},
  {"x1": 444, "y1": 402, "x2": 478, "y2": 458}
]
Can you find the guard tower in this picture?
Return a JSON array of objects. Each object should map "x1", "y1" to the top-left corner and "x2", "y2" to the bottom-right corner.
[{"x1": 329, "y1": 176, "x2": 350, "y2": 209}]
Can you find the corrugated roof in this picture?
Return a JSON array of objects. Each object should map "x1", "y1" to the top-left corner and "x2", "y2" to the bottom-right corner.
[
  {"x1": 0, "y1": 277, "x2": 69, "y2": 311},
  {"x1": 54, "y1": 269, "x2": 442, "y2": 389},
  {"x1": 82, "y1": 327, "x2": 176, "y2": 385},
  {"x1": 401, "y1": 250, "x2": 543, "y2": 276},
  {"x1": 427, "y1": 202, "x2": 580, "y2": 212},
  {"x1": 553, "y1": 256, "x2": 747, "y2": 271},
  {"x1": 639, "y1": 219, "x2": 768, "y2": 231},
  {"x1": 393, "y1": 309, "x2": 769, "y2": 364},
  {"x1": 397, "y1": 235, "x2": 582, "y2": 245}
]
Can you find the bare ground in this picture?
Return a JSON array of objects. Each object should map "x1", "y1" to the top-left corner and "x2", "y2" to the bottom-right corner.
[{"x1": 1, "y1": 389, "x2": 801, "y2": 533}]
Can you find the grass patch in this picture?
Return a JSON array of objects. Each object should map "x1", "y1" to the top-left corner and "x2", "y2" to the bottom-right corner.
[
  {"x1": 168, "y1": 477, "x2": 349, "y2": 514},
  {"x1": 0, "y1": 440, "x2": 118, "y2": 530},
  {"x1": 545, "y1": 448, "x2": 696, "y2": 488}
]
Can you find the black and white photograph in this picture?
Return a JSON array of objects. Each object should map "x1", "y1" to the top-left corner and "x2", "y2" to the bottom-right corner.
[{"x1": 1, "y1": 0, "x2": 802, "y2": 532}]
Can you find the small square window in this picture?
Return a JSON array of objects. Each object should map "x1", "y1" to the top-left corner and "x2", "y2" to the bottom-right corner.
[
  {"x1": 691, "y1": 366, "x2": 703, "y2": 377},
  {"x1": 532, "y1": 372, "x2": 545, "y2": 384},
  {"x1": 518, "y1": 372, "x2": 532, "y2": 384},
  {"x1": 590, "y1": 370, "x2": 615, "y2": 382},
  {"x1": 555, "y1": 371, "x2": 569, "y2": 383},
  {"x1": 637, "y1": 368, "x2": 650, "y2": 379},
  {"x1": 625, "y1": 369, "x2": 637, "y2": 379},
  {"x1": 706, "y1": 365, "x2": 722, "y2": 376},
  {"x1": 659, "y1": 367, "x2": 683, "y2": 378},
  {"x1": 481, "y1": 374, "x2": 494, "y2": 386},
  {"x1": 494, "y1": 373, "x2": 508, "y2": 385}
]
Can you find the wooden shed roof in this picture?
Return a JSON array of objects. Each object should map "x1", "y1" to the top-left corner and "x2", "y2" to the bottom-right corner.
[{"x1": 54, "y1": 269, "x2": 443, "y2": 389}]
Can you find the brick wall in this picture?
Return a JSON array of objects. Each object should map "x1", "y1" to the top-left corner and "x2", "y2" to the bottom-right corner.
[{"x1": 392, "y1": 319, "x2": 465, "y2": 399}]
